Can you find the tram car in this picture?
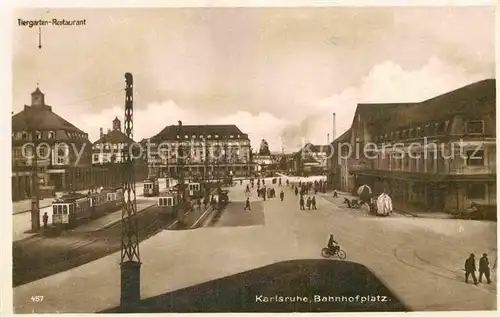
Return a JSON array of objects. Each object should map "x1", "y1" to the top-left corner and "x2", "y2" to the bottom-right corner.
[
  {"x1": 106, "y1": 186, "x2": 124, "y2": 208},
  {"x1": 187, "y1": 182, "x2": 203, "y2": 198},
  {"x1": 143, "y1": 178, "x2": 160, "y2": 197},
  {"x1": 51, "y1": 187, "x2": 124, "y2": 228},
  {"x1": 52, "y1": 193, "x2": 90, "y2": 228},
  {"x1": 157, "y1": 191, "x2": 178, "y2": 212}
]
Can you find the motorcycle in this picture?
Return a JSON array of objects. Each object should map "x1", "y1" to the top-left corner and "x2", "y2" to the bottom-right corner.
[{"x1": 321, "y1": 247, "x2": 347, "y2": 259}]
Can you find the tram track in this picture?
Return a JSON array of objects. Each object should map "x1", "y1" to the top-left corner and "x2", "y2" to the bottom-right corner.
[{"x1": 13, "y1": 205, "x2": 174, "y2": 287}]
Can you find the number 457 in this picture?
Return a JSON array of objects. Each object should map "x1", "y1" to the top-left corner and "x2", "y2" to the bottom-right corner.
[{"x1": 31, "y1": 296, "x2": 44, "y2": 303}]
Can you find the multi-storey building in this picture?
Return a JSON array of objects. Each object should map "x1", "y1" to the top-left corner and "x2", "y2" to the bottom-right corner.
[
  {"x1": 92, "y1": 117, "x2": 148, "y2": 183},
  {"x1": 145, "y1": 124, "x2": 255, "y2": 179},
  {"x1": 11, "y1": 87, "x2": 94, "y2": 199},
  {"x1": 330, "y1": 79, "x2": 496, "y2": 213}
]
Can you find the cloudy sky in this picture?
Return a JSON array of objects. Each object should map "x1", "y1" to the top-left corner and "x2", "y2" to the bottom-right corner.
[{"x1": 12, "y1": 6, "x2": 495, "y2": 151}]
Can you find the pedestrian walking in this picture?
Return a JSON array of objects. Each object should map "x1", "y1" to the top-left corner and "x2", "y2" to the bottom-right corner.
[
  {"x1": 295, "y1": 187, "x2": 298, "y2": 196},
  {"x1": 244, "y1": 197, "x2": 251, "y2": 211},
  {"x1": 280, "y1": 190, "x2": 284, "y2": 201},
  {"x1": 479, "y1": 253, "x2": 492, "y2": 284},
  {"x1": 333, "y1": 190, "x2": 338, "y2": 198},
  {"x1": 299, "y1": 196, "x2": 305, "y2": 210},
  {"x1": 307, "y1": 197, "x2": 312, "y2": 210},
  {"x1": 42, "y1": 212, "x2": 48, "y2": 228},
  {"x1": 464, "y1": 253, "x2": 478, "y2": 285},
  {"x1": 311, "y1": 196, "x2": 317, "y2": 210}
]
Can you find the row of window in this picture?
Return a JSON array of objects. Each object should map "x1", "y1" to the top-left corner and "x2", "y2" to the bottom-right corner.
[
  {"x1": 174, "y1": 134, "x2": 245, "y2": 140},
  {"x1": 376, "y1": 150, "x2": 486, "y2": 171},
  {"x1": 149, "y1": 141, "x2": 250, "y2": 147},
  {"x1": 375, "y1": 120, "x2": 485, "y2": 143},
  {"x1": 13, "y1": 130, "x2": 88, "y2": 141},
  {"x1": 93, "y1": 143, "x2": 126, "y2": 150}
]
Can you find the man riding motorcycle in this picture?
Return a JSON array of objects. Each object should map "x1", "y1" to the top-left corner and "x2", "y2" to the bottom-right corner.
[{"x1": 327, "y1": 234, "x2": 340, "y2": 254}]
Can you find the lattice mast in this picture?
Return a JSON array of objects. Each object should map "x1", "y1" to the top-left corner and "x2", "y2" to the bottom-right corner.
[{"x1": 120, "y1": 73, "x2": 141, "y2": 311}]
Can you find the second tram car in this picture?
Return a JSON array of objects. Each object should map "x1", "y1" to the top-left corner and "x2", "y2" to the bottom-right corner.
[{"x1": 143, "y1": 178, "x2": 160, "y2": 197}]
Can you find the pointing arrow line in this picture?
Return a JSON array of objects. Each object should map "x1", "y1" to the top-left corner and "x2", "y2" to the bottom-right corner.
[{"x1": 38, "y1": 26, "x2": 42, "y2": 49}]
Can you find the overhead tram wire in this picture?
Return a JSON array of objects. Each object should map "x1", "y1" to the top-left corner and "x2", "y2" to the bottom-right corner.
[{"x1": 57, "y1": 88, "x2": 125, "y2": 108}]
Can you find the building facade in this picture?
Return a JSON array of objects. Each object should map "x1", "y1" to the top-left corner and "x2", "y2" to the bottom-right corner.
[
  {"x1": 145, "y1": 124, "x2": 255, "y2": 179},
  {"x1": 292, "y1": 143, "x2": 330, "y2": 175},
  {"x1": 330, "y1": 79, "x2": 496, "y2": 213},
  {"x1": 92, "y1": 117, "x2": 148, "y2": 183},
  {"x1": 12, "y1": 87, "x2": 94, "y2": 200}
]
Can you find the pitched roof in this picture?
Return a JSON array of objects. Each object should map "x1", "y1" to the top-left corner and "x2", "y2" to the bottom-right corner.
[
  {"x1": 331, "y1": 128, "x2": 352, "y2": 144},
  {"x1": 153, "y1": 124, "x2": 249, "y2": 140},
  {"x1": 12, "y1": 105, "x2": 86, "y2": 134},
  {"x1": 93, "y1": 129, "x2": 135, "y2": 144},
  {"x1": 355, "y1": 79, "x2": 496, "y2": 134}
]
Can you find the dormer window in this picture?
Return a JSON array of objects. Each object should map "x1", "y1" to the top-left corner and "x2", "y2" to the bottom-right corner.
[
  {"x1": 237, "y1": 134, "x2": 240, "y2": 138},
  {"x1": 230, "y1": 135, "x2": 234, "y2": 139},
  {"x1": 192, "y1": 135, "x2": 196, "y2": 139},
  {"x1": 48, "y1": 131, "x2": 55, "y2": 139},
  {"x1": 184, "y1": 135, "x2": 188, "y2": 139},
  {"x1": 207, "y1": 135, "x2": 211, "y2": 139},
  {"x1": 215, "y1": 134, "x2": 219, "y2": 139},
  {"x1": 466, "y1": 120, "x2": 484, "y2": 134},
  {"x1": 176, "y1": 135, "x2": 180, "y2": 139},
  {"x1": 35, "y1": 131, "x2": 42, "y2": 140}
]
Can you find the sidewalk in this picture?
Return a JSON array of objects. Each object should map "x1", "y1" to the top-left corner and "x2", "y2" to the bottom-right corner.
[
  {"x1": 391, "y1": 201, "x2": 453, "y2": 219},
  {"x1": 323, "y1": 189, "x2": 452, "y2": 219},
  {"x1": 13, "y1": 198, "x2": 54, "y2": 215}
]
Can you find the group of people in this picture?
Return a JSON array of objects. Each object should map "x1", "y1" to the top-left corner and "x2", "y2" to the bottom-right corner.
[
  {"x1": 464, "y1": 253, "x2": 495, "y2": 284},
  {"x1": 243, "y1": 177, "x2": 286, "y2": 211},
  {"x1": 299, "y1": 195, "x2": 317, "y2": 210}
]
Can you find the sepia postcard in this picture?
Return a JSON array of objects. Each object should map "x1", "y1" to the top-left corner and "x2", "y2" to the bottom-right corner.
[{"x1": 5, "y1": 0, "x2": 498, "y2": 314}]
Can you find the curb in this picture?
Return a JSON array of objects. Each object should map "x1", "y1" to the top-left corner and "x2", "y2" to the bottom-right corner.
[{"x1": 190, "y1": 206, "x2": 215, "y2": 229}]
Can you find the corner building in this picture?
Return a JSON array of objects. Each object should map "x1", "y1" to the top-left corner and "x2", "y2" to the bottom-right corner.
[{"x1": 11, "y1": 87, "x2": 94, "y2": 199}]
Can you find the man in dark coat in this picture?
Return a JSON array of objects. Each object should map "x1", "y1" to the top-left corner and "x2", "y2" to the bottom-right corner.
[
  {"x1": 311, "y1": 196, "x2": 317, "y2": 210},
  {"x1": 295, "y1": 187, "x2": 299, "y2": 196},
  {"x1": 479, "y1": 253, "x2": 492, "y2": 284},
  {"x1": 280, "y1": 190, "x2": 284, "y2": 201},
  {"x1": 299, "y1": 196, "x2": 305, "y2": 210},
  {"x1": 42, "y1": 212, "x2": 49, "y2": 228},
  {"x1": 244, "y1": 197, "x2": 251, "y2": 211},
  {"x1": 464, "y1": 253, "x2": 478, "y2": 284}
]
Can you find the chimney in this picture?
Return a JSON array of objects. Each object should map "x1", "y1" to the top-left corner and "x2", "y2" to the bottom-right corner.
[
  {"x1": 332, "y1": 113, "x2": 336, "y2": 140},
  {"x1": 100, "y1": 127, "x2": 103, "y2": 138},
  {"x1": 327, "y1": 133, "x2": 330, "y2": 144}
]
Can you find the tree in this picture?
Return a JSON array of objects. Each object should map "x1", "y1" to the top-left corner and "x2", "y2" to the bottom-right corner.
[{"x1": 259, "y1": 139, "x2": 271, "y2": 156}]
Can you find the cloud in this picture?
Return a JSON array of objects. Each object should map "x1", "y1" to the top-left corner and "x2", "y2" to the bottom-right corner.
[
  {"x1": 280, "y1": 56, "x2": 490, "y2": 149},
  {"x1": 56, "y1": 100, "x2": 287, "y2": 151}
]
